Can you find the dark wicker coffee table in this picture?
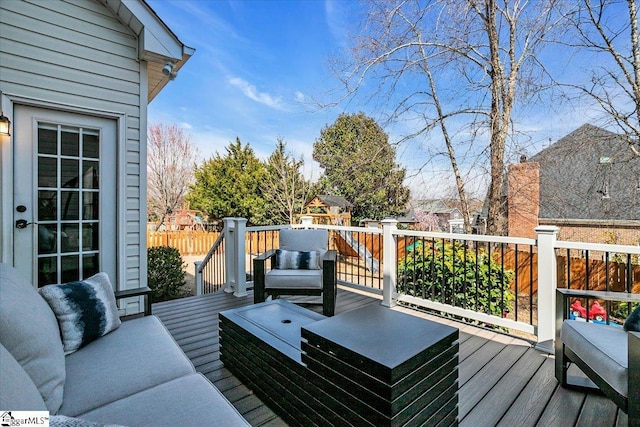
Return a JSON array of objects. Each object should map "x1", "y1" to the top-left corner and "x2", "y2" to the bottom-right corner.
[{"x1": 219, "y1": 300, "x2": 459, "y2": 426}]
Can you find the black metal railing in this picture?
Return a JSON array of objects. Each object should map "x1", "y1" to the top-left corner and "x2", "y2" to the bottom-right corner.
[
  {"x1": 555, "y1": 241, "x2": 640, "y2": 325},
  {"x1": 196, "y1": 231, "x2": 226, "y2": 294}
]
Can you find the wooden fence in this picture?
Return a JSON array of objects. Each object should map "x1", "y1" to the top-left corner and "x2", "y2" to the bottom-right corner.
[
  {"x1": 499, "y1": 248, "x2": 640, "y2": 296},
  {"x1": 147, "y1": 231, "x2": 221, "y2": 256}
]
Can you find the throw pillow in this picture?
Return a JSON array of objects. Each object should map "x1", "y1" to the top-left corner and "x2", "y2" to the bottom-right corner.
[
  {"x1": 39, "y1": 273, "x2": 121, "y2": 355},
  {"x1": 624, "y1": 305, "x2": 640, "y2": 332},
  {"x1": 274, "y1": 249, "x2": 321, "y2": 270}
]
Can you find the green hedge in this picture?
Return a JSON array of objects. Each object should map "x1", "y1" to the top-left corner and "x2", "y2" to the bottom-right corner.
[
  {"x1": 147, "y1": 246, "x2": 188, "y2": 302},
  {"x1": 398, "y1": 240, "x2": 514, "y2": 319}
]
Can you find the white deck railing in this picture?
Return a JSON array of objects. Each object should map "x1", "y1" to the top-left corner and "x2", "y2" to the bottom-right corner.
[{"x1": 195, "y1": 217, "x2": 639, "y2": 352}]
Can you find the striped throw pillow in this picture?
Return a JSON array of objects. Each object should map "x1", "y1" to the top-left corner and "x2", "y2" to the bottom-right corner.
[
  {"x1": 274, "y1": 249, "x2": 321, "y2": 270},
  {"x1": 39, "y1": 273, "x2": 121, "y2": 355}
]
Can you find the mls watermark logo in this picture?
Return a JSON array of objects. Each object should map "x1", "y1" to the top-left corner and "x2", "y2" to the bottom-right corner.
[{"x1": 0, "y1": 411, "x2": 49, "y2": 426}]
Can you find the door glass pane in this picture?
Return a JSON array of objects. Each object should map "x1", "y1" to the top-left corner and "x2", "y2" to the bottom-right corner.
[
  {"x1": 82, "y1": 223, "x2": 99, "y2": 251},
  {"x1": 61, "y1": 127, "x2": 80, "y2": 156},
  {"x1": 61, "y1": 224, "x2": 79, "y2": 253},
  {"x1": 82, "y1": 160, "x2": 99, "y2": 189},
  {"x1": 82, "y1": 192, "x2": 99, "y2": 220},
  {"x1": 83, "y1": 131, "x2": 99, "y2": 158},
  {"x1": 38, "y1": 125, "x2": 57, "y2": 155},
  {"x1": 38, "y1": 191, "x2": 57, "y2": 221},
  {"x1": 36, "y1": 122, "x2": 101, "y2": 285},
  {"x1": 83, "y1": 254, "x2": 99, "y2": 278},
  {"x1": 61, "y1": 191, "x2": 79, "y2": 220},
  {"x1": 38, "y1": 225, "x2": 57, "y2": 254},
  {"x1": 38, "y1": 257, "x2": 57, "y2": 287},
  {"x1": 61, "y1": 159, "x2": 79, "y2": 188},
  {"x1": 38, "y1": 157, "x2": 57, "y2": 188},
  {"x1": 61, "y1": 255, "x2": 80, "y2": 283}
]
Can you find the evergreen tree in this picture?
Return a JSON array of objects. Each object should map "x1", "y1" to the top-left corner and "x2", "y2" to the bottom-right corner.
[
  {"x1": 313, "y1": 113, "x2": 410, "y2": 222},
  {"x1": 187, "y1": 138, "x2": 269, "y2": 225}
]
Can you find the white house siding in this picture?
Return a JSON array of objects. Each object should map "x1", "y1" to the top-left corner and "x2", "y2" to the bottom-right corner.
[{"x1": 0, "y1": 0, "x2": 146, "y2": 289}]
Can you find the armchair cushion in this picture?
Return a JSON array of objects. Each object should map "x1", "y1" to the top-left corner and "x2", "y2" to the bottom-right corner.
[
  {"x1": 265, "y1": 269, "x2": 323, "y2": 289},
  {"x1": 40, "y1": 273, "x2": 121, "y2": 355},
  {"x1": 280, "y1": 229, "x2": 328, "y2": 252},
  {"x1": 275, "y1": 249, "x2": 321, "y2": 270},
  {"x1": 624, "y1": 305, "x2": 640, "y2": 332},
  {"x1": 561, "y1": 320, "x2": 628, "y2": 396},
  {"x1": 0, "y1": 263, "x2": 65, "y2": 413}
]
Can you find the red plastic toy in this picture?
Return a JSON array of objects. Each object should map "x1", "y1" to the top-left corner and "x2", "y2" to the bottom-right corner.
[{"x1": 570, "y1": 300, "x2": 607, "y2": 322}]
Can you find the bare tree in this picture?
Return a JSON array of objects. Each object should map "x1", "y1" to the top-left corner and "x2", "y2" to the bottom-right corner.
[
  {"x1": 147, "y1": 123, "x2": 198, "y2": 230},
  {"x1": 331, "y1": 0, "x2": 567, "y2": 234},
  {"x1": 567, "y1": 0, "x2": 640, "y2": 155},
  {"x1": 262, "y1": 139, "x2": 314, "y2": 224}
]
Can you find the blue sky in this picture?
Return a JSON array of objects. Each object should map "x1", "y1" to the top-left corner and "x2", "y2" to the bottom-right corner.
[
  {"x1": 148, "y1": 0, "x2": 359, "y2": 184},
  {"x1": 146, "y1": 1, "x2": 623, "y2": 199}
]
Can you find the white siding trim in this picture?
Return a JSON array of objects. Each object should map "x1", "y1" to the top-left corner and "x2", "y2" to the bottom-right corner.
[
  {"x1": 139, "y1": 60, "x2": 148, "y2": 287},
  {"x1": 0, "y1": 94, "x2": 13, "y2": 264}
]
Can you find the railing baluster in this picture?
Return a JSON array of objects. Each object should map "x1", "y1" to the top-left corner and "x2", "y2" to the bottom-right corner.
[{"x1": 529, "y1": 245, "x2": 534, "y2": 326}]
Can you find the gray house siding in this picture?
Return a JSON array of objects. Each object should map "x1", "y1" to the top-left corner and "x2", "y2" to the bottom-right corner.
[{"x1": 0, "y1": 0, "x2": 146, "y2": 289}]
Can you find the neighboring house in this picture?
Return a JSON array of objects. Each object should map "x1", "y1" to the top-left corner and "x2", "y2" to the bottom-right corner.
[
  {"x1": 0, "y1": 0, "x2": 193, "y2": 310},
  {"x1": 505, "y1": 124, "x2": 640, "y2": 244},
  {"x1": 403, "y1": 199, "x2": 483, "y2": 232}
]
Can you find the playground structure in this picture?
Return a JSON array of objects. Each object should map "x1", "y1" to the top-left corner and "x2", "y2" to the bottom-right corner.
[
  {"x1": 298, "y1": 195, "x2": 352, "y2": 226},
  {"x1": 334, "y1": 230, "x2": 380, "y2": 273}
]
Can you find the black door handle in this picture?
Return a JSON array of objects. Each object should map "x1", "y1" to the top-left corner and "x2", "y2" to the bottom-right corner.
[{"x1": 15, "y1": 219, "x2": 32, "y2": 229}]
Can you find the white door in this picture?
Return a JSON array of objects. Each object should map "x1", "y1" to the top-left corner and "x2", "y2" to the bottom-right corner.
[{"x1": 13, "y1": 105, "x2": 117, "y2": 287}]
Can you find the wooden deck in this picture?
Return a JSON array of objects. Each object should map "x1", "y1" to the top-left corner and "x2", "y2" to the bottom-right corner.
[{"x1": 152, "y1": 288, "x2": 628, "y2": 427}]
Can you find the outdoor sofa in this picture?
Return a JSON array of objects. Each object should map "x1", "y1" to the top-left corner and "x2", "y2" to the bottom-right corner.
[{"x1": 0, "y1": 263, "x2": 249, "y2": 426}]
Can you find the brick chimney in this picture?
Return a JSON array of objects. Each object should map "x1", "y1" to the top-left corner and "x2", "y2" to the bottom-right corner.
[{"x1": 507, "y1": 161, "x2": 540, "y2": 238}]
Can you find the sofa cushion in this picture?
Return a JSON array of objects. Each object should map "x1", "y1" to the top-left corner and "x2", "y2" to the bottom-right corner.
[
  {"x1": 60, "y1": 315, "x2": 194, "y2": 416},
  {"x1": 0, "y1": 343, "x2": 47, "y2": 411},
  {"x1": 561, "y1": 319, "x2": 628, "y2": 396},
  {"x1": 40, "y1": 273, "x2": 121, "y2": 355},
  {"x1": 280, "y1": 229, "x2": 328, "y2": 252},
  {"x1": 265, "y1": 268, "x2": 323, "y2": 289},
  {"x1": 80, "y1": 373, "x2": 250, "y2": 427},
  {"x1": 274, "y1": 249, "x2": 321, "y2": 270},
  {"x1": 50, "y1": 415, "x2": 124, "y2": 427},
  {"x1": 0, "y1": 263, "x2": 65, "y2": 413}
]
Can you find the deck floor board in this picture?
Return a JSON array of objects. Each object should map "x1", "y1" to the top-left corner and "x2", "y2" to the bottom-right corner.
[{"x1": 153, "y1": 288, "x2": 624, "y2": 426}]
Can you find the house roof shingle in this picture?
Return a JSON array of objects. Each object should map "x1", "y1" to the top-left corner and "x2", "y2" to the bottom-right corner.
[{"x1": 529, "y1": 124, "x2": 639, "y2": 221}]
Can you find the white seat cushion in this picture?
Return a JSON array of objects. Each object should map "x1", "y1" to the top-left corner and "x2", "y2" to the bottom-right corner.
[
  {"x1": 0, "y1": 263, "x2": 65, "y2": 413},
  {"x1": 0, "y1": 343, "x2": 48, "y2": 411},
  {"x1": 561, "y1": 320, "x2": 628, "y2": 396},
  {"x1": 265, "y1": 269, "x2": 323, "y2": 289},
  {"x1": 60, "y1": 316, "x2": 195, "y2": 416},
  {"x1": 280, "y1": 229, "x2": 328, "y2": 252},
  {"x1": 80, "y1": 374, "x2": 250, "y2": 426}
]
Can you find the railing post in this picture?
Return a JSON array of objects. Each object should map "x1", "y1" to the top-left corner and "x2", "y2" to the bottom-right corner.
[
  {"x1": 194, "y1": 261, "x2": 203, "y2": 296},
  {"x1": 381, "y1": 219, "x2": 398, "y2": 308},
  {"x1": 233, "y1": 218, "x2": 248, "y2": 297},
  {"x1": 300, "y1": 216, "x2": 314, "y2": 227},
  {"x1": 535, "y1": 225, "x2": 559, "y2": 353},
  {"x1": 223, "y1": 217, "x2": 236, "y2": 294}
]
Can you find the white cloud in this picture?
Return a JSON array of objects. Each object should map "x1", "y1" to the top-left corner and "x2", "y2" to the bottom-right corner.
[
  {"x1": 228, "y1": 77, "x2": 286, "y2": 110},
  {"x1": 324, "y1": 0, "x2": 353, "y2": 47},
  {"x1": 295, "y1": 91, "x2": 306, "y2": 102},
  {"x1": 179, "y1": 122, "x2": 193, "y2": 130}
]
